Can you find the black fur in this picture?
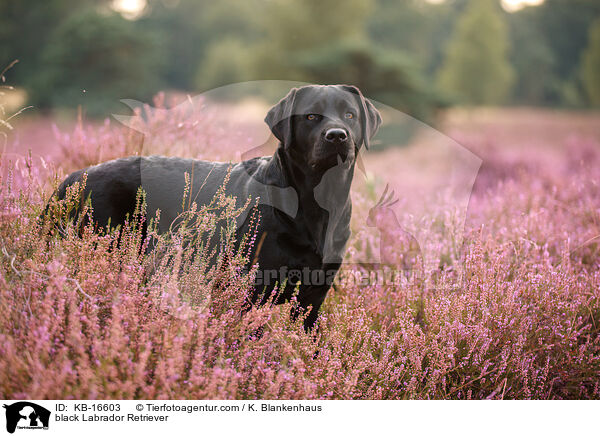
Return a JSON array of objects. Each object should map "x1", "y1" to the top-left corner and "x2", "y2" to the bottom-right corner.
[{"x1": 48, "y1": 85, "x2": 381, "y2": 330}]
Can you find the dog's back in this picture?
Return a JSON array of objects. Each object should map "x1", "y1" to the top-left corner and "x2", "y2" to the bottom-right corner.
[{"x1": 46, "y1": 154, "x2": 297, "y2": 238}]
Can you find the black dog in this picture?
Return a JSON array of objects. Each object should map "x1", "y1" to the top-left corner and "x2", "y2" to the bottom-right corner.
[{"x1": 49, "y1": 84, "x2": 381, "y2": 330}]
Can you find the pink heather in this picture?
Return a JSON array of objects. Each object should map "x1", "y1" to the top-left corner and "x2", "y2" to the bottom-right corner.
[{"x1": 1, "y1": 98, "x2": 599, "y2": 399}]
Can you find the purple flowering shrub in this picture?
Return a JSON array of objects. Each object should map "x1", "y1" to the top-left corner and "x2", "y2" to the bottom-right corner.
[{"x1": 1, "y1": 98, "x2": 599, "y2": 399}]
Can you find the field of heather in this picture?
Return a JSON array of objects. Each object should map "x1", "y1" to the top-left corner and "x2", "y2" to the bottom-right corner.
[{"x1": 1, "y1": 100, "x2": 599, "y2": 399}]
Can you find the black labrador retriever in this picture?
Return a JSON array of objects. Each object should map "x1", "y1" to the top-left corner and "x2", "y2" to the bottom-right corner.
[{"x1": 49, "y1": 84, "x2": 381, "y2": 330}]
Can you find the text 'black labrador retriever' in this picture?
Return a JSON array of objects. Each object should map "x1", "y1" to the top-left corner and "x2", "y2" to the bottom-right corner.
[{"x1": 50, "y1": 84, "x2": 381, "y2": 330}]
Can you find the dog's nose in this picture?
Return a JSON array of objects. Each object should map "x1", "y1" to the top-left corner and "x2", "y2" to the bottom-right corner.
[{"x1": 324, "y1": 128, "x2": 348, "y2": 144}]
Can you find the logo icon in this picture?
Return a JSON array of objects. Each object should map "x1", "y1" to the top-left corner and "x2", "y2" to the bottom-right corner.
[{"x1": 3, "y1": 402, "x2": 50, "y2": 434}]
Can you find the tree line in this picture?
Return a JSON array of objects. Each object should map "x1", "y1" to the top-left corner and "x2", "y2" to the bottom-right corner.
[{"x1": 1, "y1": 0, "x2": 599, "y2": 119}]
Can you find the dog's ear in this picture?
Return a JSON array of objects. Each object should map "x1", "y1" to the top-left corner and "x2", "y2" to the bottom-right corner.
[
  {"x1": 265, "y1": 87, "x2": 299, "y2": 147},
  {"x1": 341, "y1": 85, "x2": 381, "y2": 150}
]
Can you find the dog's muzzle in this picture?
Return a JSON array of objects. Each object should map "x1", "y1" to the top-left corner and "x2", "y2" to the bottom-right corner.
[{"x1": 324, "y1": 128, "x2": 348, "y2": 144}]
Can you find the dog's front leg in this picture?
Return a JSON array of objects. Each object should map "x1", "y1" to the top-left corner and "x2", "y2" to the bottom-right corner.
[{"x1": 292, "y1": 284, "x2": 330, "y2": 332}]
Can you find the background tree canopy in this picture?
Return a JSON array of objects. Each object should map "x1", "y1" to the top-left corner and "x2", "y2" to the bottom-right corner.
[
  {"x1": 436, "y1": 0, "x2": 514, "y2": 105},
  {"x1": 1, "y1": 0, "x2": 600, "y2": 118}
]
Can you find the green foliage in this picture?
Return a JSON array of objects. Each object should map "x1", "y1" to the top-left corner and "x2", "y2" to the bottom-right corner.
[
  {"x1": 259, "y1": 0, "x2": 373, "y2": 53},
  {"x1": 141, "y1": 0, "x2": 263, "y2": 90},
  {"x1": 536, "y1": 0, "x2": 600, "y2": 82},
  {"x1": 212, "y1": 0, "x2": 442, "y2": 120},
  {"x1": 0, "y1": 0, "x2": 98, "y2": 87},
  {"x1": 367, "y1": 0, "x2": 459, "y2": 76},
  {"x1": 295, "y1": 40, "x2": 441, "y2": 121},
  {"x1": 532, "y1": 0, "x2": 600, "y2": 106},
  {"x1": 4, "y1": 0, "x2": 600, "y2": 114},
  {"x1": 246, "y1": 0, "x2": 374, "y2": 82},
  {"x1": 194, "y1": 38, "x2": 255, "y2": 92},
  {"x1": 581, "y1": 17, "x2": 600, "y2": 106},
  {"x1": 29, "y1": 9, "x2": 163, "y2": 117},
  {"x1": 507, "y1": 7, "x2": 557, "y2": 105},
  {"x1": 436, "y1": 0, "x2": 514, "y2": 105}
]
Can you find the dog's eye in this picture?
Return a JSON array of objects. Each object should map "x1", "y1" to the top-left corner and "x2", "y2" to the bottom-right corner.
[
  {"x1": 345, "y1": 112, "x2": 354, "y2": 119},
  {"x1": 306, "y1": 114, "x2": 320, "y2": 121}
]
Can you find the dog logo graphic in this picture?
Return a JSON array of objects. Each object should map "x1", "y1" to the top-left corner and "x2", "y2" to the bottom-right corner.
[{"x1": 3, "y1": 402, "x2": 50, "y2": 434}]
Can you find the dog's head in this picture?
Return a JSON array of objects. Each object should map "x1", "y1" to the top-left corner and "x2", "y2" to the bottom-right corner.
[{"x1": 265, "y1": 84, "x2": 381, "y2": 173}]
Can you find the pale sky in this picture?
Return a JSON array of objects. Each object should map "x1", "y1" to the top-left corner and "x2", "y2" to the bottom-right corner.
[
  {"x1": 423, "y1": 0, "x2": 545, "y2": 12},
  {"x1": 501, "y1": 0, "x2": 545, "y2": 12},
  {"x1": 111, "y1": 0, "x2": 147, "y2": 20}
]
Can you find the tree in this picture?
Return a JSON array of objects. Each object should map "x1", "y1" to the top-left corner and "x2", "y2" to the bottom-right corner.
[
  {"x1": 249, "y1": 0, "x2": 374, "y2": 81},
  {"x1": 367, "y1": 0, "x2": 466, "y2": 77},
  {"x1": 296, "y1": 39, "x2": 440, "y2": 121},
  {"x1": 31, "y1": 9, "x2": 163, "y2": 117},
  {"x1": 507, "y1": 6, "x2": 557, "y2": 105},
  {"x1": 436, "y1": 0, "x2": 514, "y2": 105},
  {"x1": 581, "y1": 17, "x2": 600, "y2": 106},
  {"x1": 194, "y1": 38, "x2": 255, "y2": 92},
  {"x1": 0, "y1": 0, "x2": 101, "y2": 89},
  {"x1": 140, "y1": 0, "x2": 263, "y2": 91},
  {"x1": 248, "y1": 0, "x2": 443, "y2": 119},
  {"x1": 533, "y1": 0, "x2": 600, "y2": 106},
  {"x1": 536, "y1": 0, "x2": 600, "y2": 82}
]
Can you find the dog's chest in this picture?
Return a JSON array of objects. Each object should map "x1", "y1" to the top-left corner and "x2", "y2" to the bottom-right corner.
[{"x1": 243, "y1": 210, "x2": 323, "y2": 264}]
